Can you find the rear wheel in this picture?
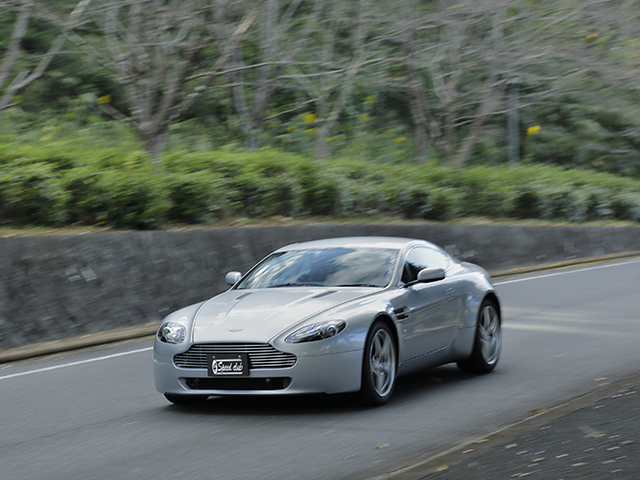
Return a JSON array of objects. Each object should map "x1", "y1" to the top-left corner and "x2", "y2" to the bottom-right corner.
[
  {"x1": 358, "y1": 321, "x2": 397, "y2": 406},
  {"x1": 164, "y1": 393, "x2": 209, "y2": 405},
  {"x1": 457, "y1": 299, "x2": 501, "y2": 373}
]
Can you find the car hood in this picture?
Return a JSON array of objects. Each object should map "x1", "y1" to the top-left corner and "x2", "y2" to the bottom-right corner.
[{"x1": 192, "y1": 287, "x2": 373, "y2": 343}]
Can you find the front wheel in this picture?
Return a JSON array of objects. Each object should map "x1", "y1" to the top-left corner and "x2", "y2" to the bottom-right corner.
[
  {"x1": 357, "y1": 321, "x2": 398, "y2": 406},
  {"x1": 457, "y1": 299, "x2": 501, "y2": 374}
]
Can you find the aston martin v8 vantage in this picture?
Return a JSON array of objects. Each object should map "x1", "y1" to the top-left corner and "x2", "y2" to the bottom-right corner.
[{"x1": 153, "y1": 237, "x2": 501, "y2": 406}]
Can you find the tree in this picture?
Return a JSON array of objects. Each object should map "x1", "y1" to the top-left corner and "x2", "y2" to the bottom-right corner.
[
  {"x1": 380, "y1": 0, "x2": 623, "y2": 166},
  {"x1": 73, "y1": 0, "x2": 261, "y2": 161},
  {"x1": 279, "y1": 0, "x2": 387, "y2": 160},
  {"x1": 227, "y1": 0, "x2": 306, "y2": 151},
  {"x1": 0, "y1": 0, "x2": 91, "y2": 124}
]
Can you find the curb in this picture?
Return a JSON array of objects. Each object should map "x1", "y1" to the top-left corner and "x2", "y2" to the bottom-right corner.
[
  {"x1": 368, "y1": 369, "x2": 640, "y2": 479},
  {"x1": 488, "y1": 251, "x2": 640, "y2": 278},
  {"x1": 0, "y1": 323, "x2": 158, "y2": 364}
]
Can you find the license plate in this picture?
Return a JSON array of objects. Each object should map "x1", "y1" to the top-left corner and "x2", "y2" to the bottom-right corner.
[{"x1": 207, "y1": 354, "x2": 249, "y2": 376}]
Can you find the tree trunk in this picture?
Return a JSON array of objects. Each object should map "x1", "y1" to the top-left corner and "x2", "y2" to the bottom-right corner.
[
  {"x1": 451, "y1": 86, "x2": 501, "y2": 167},
  {"x1": 142, "y1": 132, "x2": 166, "y2": 164},
  {"x1": 407, "y1": 63, "x2": 430, "y2": 165},
  {"x1": 314, "y1": 120, "x2": 330, "y2": 161},
  {"x1": 442, "y1": 108, "x2": 456, "y2": 163}
]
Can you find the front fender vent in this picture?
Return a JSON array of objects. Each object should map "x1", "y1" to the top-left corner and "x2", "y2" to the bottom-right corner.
[{"x1": 173, "y1": 344, "x2": 297, "y2": 369}]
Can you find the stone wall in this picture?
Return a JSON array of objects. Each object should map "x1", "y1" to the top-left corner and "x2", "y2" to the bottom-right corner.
[{"x1": 1, "y1": 224, "x2": 639, "y2": 350}]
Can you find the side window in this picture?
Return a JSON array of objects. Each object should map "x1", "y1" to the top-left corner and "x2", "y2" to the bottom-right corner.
[{"x1": 401, "y1": 247, "x2": 449, "y2": 284}]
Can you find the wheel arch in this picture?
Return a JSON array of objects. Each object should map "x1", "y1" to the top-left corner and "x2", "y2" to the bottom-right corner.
[
  {"x1": 483, "y1": 292, "x2": 501, "y2": 318},
  {"x1": 372, "y1": 313, "x2": 400, "y2": 357}
]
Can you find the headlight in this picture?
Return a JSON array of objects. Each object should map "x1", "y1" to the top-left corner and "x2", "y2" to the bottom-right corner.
[
  {"x1": 157, "y1": 322, "x2": 186, "y2": 344},
  {"x1": 285, "y1": 320, "x2": 346, "y2": 343}
]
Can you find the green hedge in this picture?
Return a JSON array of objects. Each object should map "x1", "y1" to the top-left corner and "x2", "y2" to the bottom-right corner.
[{"x1": 1, "y1": 140, "x2": 639, "y2": 229}]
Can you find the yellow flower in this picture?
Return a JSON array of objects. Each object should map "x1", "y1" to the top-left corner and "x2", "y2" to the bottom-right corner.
[
  {"x1": 527, "y1": 125, "x2": 541, "y2": 135},
  {"x1": 394, "y1": 136, "x2": 407, "y2": 143},
  {"x1": 304, "y1": 128, "x2": 316, "y2": 134},
  {"x1": 326, "y1": 136, "x2": 337, "y2": 142},
  {"x1": 586, "y1": 34, "x2": 598, "y2": 39},
  {"x1": 286, "y1": 125, "x2": 298, "y2": 131},
  {"x1": 303, "y1": 113, "x2": 317, "y2": 123},
  {"x1": 98, "y1": 95, "x2": 111, "y2": 104}
]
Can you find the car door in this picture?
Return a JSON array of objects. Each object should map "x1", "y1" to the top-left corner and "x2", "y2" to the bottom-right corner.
[{"x1": 391, "y1": 246, "x2": 461, "y2": 362}]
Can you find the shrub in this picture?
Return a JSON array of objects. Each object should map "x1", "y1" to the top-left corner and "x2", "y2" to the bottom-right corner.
[
  {"x1": 396, "y1": 185, "x2": 431, "y2": 219},
  {"x1": 62, "y1": 163, "x2": 168, "y2": 229},
  {"x1": 0, "y1": 161, "x2": 68, "y2": 226},
  {"x1": 610, "y1": 193, "x2": 640, "y2": 221},
  {"x1": 510, "y1": 189, "x2": 541, "y2": 219},
  {"x1": 2, "y1": 139, "x2": 640, "y2": 228},
  {"x1": 299, "y1": 163, "x2": 341, "y2": 216},
  {"x1": 425, "y1": 187, "x2": 456, "y2": 221},
  {"x1": 167, "y1": 172, "x2": 227, "y2": 224},
  {"x1": 95, "y1": 169, "x2": 168, "y2": 229}
]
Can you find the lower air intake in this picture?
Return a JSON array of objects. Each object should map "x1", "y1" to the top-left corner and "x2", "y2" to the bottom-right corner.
[{"x1": 185, "y1": 377, "x2": 292, "y2": 391}]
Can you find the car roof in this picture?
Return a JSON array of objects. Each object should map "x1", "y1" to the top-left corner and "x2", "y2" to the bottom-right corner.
[{"x1": 276, "y1": 236, "x2": 432, "y2": 252}]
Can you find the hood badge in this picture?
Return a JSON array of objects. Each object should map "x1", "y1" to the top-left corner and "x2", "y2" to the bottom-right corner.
[{"x1": 228, "y1": 328, "x2": 243, "y2": 333}]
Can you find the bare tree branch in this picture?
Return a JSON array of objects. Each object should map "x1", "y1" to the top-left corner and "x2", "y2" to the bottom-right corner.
[{"x1": 0, "y1": 0, "x2": 93, "y2": 123}]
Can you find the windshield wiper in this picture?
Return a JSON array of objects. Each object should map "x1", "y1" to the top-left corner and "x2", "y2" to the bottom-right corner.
[
  {"x1": 336, "y1": 283, "x2": 381, "y2": 287},
  {"x1": 267, "y1": 283, "x2": 324, "y2": 288}
]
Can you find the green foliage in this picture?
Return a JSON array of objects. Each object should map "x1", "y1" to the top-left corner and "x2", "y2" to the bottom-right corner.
[
  {"x1": 0, "y1": 137, "x2": 168, "y2": 229},
  {"x1": 166, "y1": 171, "x2": 225, "y2": 224},
  {"x1": 3, "y1": 0, "x2": 640, "y2": 179},
  {"x1": 1, "y1": 130, "x2": 640, "y2": 229},
  {"x1": 0, "y1": 161, "x2": 68, "y2": 226},
  {"x1": 96, "y1": 168, "x2": 168, "y2": 229},
  {"x1": 521, "y1": 92, "x2": 640, "y2": 178}
]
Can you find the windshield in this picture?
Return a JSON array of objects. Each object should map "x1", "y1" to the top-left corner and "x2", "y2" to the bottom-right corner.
[{"x1": 236, "y1": 247, "x2": 398, "y2": 289}]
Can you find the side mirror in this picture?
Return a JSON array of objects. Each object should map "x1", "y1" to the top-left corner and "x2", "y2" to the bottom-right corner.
[
  {"x1": 225, "y1": 271, "x2": 242, "y2": 286},
  {"x1": 417, "y1": 268, "x2": 445, "y2": 283}
]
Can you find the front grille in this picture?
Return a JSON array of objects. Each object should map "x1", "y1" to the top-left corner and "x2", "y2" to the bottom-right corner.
[
  {"x1": 185, "y1": 377, "x2": 292, "y2": 391},
  {"x1": 173, "y1": 344, "x2": 297, "y2": 369}
]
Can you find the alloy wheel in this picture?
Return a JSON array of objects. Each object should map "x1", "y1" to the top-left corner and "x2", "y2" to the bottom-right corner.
[
  {"x1": 478, "y1": 304, "x2": 501, "y2": 366},
  {"x1": 368, "y1": 327, "x2": 397, "y2": 397}
]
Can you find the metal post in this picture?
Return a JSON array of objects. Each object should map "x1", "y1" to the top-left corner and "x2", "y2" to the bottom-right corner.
[{"x1": 508, "y1": 76, "x2": 522, "y2": 166}]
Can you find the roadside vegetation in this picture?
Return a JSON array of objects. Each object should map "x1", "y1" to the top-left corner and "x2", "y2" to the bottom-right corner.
[
  {"x1": 1, "y1": 1, "x2": 640, "y2": 230},
  {"x1": 2, "y1": 127, "x2": 639, "y2": 229}
]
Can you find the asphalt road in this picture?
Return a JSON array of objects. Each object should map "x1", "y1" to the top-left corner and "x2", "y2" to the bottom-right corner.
[{"x1": 1, "y1": 257, "x2": 639, "y2": 480}]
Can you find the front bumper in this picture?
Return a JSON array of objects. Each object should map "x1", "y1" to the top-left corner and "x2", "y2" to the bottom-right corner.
[{"x1": 153, "y1": 346, "x2": 364, "y2": 396}]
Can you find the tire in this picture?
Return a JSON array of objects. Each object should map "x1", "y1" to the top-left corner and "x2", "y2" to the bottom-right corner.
[
  {"x1": 357, "y1": 321, "x2": 398, "y2": 406},
  {"x1": 457, "y1": 298, "x2": 501, "y2": 374},
  {"x1": 164, "y1": 393, "x2": 209, "y2": 405}
]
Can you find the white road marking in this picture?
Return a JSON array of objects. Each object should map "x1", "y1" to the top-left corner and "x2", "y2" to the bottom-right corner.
[
  {"x1": 0, "y1": 347, "x2": 152, "y2": 381},
  {"x1": 494, "y1": 257, "x2": 640, "y2": 286},
  {"x1": 504, "y1": 322, "x2": 618, "y2": 336}
]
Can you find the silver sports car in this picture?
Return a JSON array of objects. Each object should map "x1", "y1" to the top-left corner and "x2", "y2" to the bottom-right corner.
[{"x1": 153, "y1": 237, "x2": 501, "y2": 406}]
